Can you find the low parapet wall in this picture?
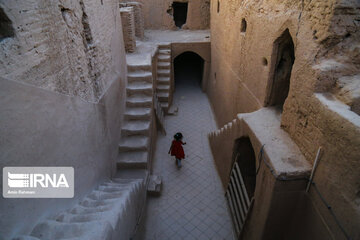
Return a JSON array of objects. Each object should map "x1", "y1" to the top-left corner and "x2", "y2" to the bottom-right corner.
[{"x1": 208, "y1": 107, "x2": 333, "y2": 239}]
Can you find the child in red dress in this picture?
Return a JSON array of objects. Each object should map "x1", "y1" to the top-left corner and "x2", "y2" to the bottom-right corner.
[{"x1": 168, "y1": 132, "x2": 186, "y2": 168}]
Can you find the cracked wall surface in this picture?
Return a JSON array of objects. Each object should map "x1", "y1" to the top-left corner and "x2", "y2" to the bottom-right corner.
[{"x1": 208, "y1": 0, "x2": 360, "y2": 239}]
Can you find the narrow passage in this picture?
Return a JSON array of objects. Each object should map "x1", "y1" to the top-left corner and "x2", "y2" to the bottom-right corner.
[{"x1": 143, "y1": 57, "x2": 234, "y2": 239}]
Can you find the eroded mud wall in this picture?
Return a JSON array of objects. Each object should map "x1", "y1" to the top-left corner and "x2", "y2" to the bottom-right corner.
[
  {"x1": 208, "y1": 0, "x2": 360, "y2": 239},
  {"x1": 121, "y1": 0, "x2": 210, "y2": 30},
  {"x1": 0, "y1": 0, "x2": 127, "y2": 238}
]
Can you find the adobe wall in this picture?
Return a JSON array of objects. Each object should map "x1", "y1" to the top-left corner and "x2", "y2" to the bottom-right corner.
[
  {"x1": 208, "y1": 0, "x2": 360, "y2": 239},
  {"x1": 122, "y1": 0, "x2": 210, "y2": 30},
  {"x1": 0, "y1": 0, "x2": 127, "y2": 238}
]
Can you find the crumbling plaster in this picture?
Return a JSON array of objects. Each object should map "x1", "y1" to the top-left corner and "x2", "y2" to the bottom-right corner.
[{"x1": 208, "y1": 0, "x2": 360, "y2": 239}]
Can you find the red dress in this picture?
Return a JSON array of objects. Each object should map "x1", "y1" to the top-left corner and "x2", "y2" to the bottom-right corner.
[{"x1": 171, "y1": 140, "x2": 185, "y2": 159}]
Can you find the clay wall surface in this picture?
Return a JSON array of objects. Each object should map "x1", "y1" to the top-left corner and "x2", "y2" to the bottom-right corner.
[
  {"x1": 0, "y1": 0, "x2": 126, "y2": 102},
  {"x1": 208, "y1": 0, "x2": 360, "y2": 239},
  {"x1": 121, "y1": 0, "x2": 210, "y2": 30},
  {"x1": 0, "y1": 0, "x2": 127, "y2": 238}
]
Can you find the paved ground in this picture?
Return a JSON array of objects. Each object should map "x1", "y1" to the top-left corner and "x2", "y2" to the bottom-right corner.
[{"x1": 143, "y1": 65, "x2": 235, "y2": 239}]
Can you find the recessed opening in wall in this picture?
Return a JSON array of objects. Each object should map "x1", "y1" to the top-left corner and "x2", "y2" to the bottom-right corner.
[
  {"x1": 0, "y1": 8, "x2": 14, "y2": 41},
  {"x1": 226, "y1": 136, "x2": 256, "y2": 238},
  {"x1": 232, "y1": 137, "x2": 256, "y2": 199},
  {"x1": 262, "y1": 57, "x2": 268, "y2": 66},
  {"x1": 172, "y1": 2, "x2": 188, "y2": 28},
  {"x1": 217, "y1": 0, "x2": 220, "y2": 13},
  {"x1": 241, "y1": 18, "x2": 247, "y2": 33},
  {"x1": 174, "y1": 51, "x2": 204, "y2": 88},
  {"x1": 266, "y1": 29, "x2": 295, "y2": 110}
]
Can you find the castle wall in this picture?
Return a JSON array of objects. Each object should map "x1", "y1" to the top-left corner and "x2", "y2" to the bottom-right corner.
[
  {"x1": 208, "y1": 0, "x2": 360, "y2": 238},
  {"x1": 0, "y1": 0, "x2": 127, "y2": 238}
]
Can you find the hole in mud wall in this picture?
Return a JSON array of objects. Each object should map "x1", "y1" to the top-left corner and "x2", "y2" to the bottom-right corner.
[
  {"x1": 240, "y1": 18, "x2": 247, "y2": 33},
  {"x1": 232, "y1": 137, "x2": 256, "y2": 199},
  {"x1": 217, "y1": 0, "x2": 220, "y2": 13},
  {"x1": 267, "y1": 29, "x2": 295, "y2": 109},
  {"x1": 0, "y1": 8, "x2": 14, "y2": 41},
  {"x1": 172, "y1": 2, "x2": 188, "y2": 28},
  {"x1": 262, "y1": 57, "x2": 268, "y2": 66},
  {"x1": 174, "y1": 51, "x2": 204, "y2": 87}
]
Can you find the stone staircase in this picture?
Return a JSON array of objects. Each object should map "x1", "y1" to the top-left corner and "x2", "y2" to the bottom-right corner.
[
  {"x1": 156, "y1": 43, "x2": 172, "y2": 113},
  {"x1": 118, "y1": 64, "x2": 154, "y2": 169},
  {"x1": 13, "y1": 178, "x2": 146, "y2": 240}
]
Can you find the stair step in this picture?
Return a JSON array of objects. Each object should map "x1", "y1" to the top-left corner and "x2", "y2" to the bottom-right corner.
[
  {"x1": 158, "y1": 49, "x2": 171, "y2": 55},
  {"x1": 119, "y1": 136, "x2": 149, "y2": 152},
  {"x1": 158, "y1": 54, "x2": 171, "y2": 62},
  {"x1": 127, "y1": 64, "x2": 152, "y2": 72},
  {"x1": 117, "y1": 151, "x2": 148, "y2": 169},
  {"x1": 127, "y1": 82, "x2": 153, "y2": 96},
  {"x1": 157, "y1": 77, "x2": 170, "y2": 85},
  {"x1": 157, "y1": 62, "x2": 170, "y2": 69},
  {"x1": 157, "y1": 69, "x2": 170, "y2": 77},
  {"x1": 125, "y1": 108, "x2": 151, "y2": 120},
  {"x1": 128, "y1": 71, "x2": 152, "y2": 83},
  {"x1": 126, "y1": 96, "x2": 153, "y2": 107},
  {"x1": 157, "y1": 92, "x2": 169, "y2": 101},
  {"x1": 156, "y1": 85, "x2": 170, "y2": 92},
  {"x1": 161, "y1": 102, "x2": 169, "y2": 109},
  {"x1": 121, "y1": 121, "x2": 150, "y2": 136}
]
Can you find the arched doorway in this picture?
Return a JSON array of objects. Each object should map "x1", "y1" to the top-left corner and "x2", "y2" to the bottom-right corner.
[
  {"x1": 226, "y1": 137, "x2": 256, "y2": 238},
  {"x1": 266, "y1": 29, "x2": 295, "y2": 110},
  {"x1": 174, "y1": 51, "x2": 204, "y2": 88}
]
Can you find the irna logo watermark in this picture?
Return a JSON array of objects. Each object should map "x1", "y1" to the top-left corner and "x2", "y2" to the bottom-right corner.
[{"x1": 3, "y1": 167, "x2": 74, "y2": 198}]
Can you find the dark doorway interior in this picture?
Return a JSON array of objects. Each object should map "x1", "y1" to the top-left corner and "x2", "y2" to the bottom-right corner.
[
  {"x1": 267, "y1": 29, "x2": 295, "y2": 109},
  {"x1": 0, "y1": 8, "x2": 14, "y2": 41},
  {"x1": 174, "y1": 51, "x2": 204, "y2": 88},
  {"x1": 232, "y1": 137, "x2": 256, "y2": 199},
  {"x1": 172, "y1": 2, "x2": 188, "y2": 28}
]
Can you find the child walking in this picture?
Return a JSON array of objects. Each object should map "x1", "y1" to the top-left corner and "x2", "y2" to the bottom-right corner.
[{"x1": 168, "y1": 132, "x2": 186, "y2": 168}]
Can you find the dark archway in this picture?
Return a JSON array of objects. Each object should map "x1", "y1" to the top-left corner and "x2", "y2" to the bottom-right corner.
[
  {"x1": 174, "y1": 51, "x2": 204, "y2": 87},
  {"x1": 0, "y1": 8, "x2": 14, "y2": 41},
  {"x1": 232, "y1": 137, "x2": 256, "y2": 199},
  {"x1": 172, "y1": 2, "x2": 188, "y2": 28},
  {"x1": 267, "y1": 29, "x2": 295, "y2": 110}
]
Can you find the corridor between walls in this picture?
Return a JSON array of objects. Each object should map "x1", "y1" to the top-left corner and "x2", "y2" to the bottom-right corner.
[{"x1": 141, "y1": 62, "x2": 235, "y2": 239}]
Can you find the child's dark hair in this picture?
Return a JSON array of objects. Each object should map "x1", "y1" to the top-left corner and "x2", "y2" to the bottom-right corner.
[{"x1": 174, "y1": 132, "x2": 183, "y2": 140}]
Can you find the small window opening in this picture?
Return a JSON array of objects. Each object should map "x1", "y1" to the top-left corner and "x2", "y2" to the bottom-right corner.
[
  {"x1": 217, "y1": 1, "x2": 220, "y2": 13},
  {"x1": 241, "y1": 18, "x2": 247, "y2": 33},
  {"x1": 262, "y1": 57, "x2": 268, "y2": 66},
  {"x1": 0, "y1": 8, "x2": 14, "y2": 41},
  {"x1": 172, "y1": 2, "x2": 188, "y2": 28}
]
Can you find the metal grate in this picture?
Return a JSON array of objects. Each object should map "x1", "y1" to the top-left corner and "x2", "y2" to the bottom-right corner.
[{"x1": 226, "y1": 162, "x2": 253, "y2": 239}]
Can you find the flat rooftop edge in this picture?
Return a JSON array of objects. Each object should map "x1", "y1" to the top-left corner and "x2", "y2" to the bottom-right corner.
[{"x1": 238, "y1": 107, "x2": 312, "y2": 180}]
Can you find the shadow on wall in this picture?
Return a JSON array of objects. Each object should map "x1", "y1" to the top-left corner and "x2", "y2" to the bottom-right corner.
[{"x1": 174, "y1": 51, "x2": 204, "y2": 87}]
